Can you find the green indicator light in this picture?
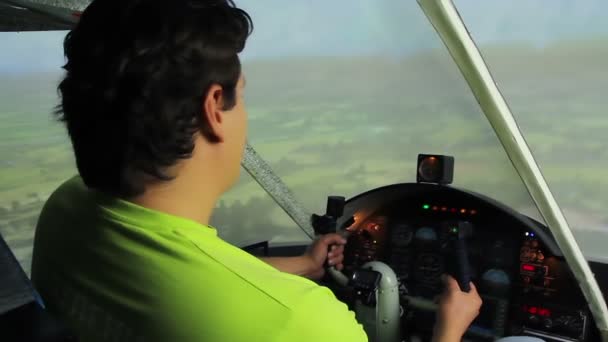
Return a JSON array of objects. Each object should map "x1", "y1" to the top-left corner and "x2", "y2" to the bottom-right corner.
[
  {"x1": 451, "y1": 227, "x2": 458, "y2": 233},
  {"x1": 423, "y1": 204, "x2": 430, "y2": 210}
]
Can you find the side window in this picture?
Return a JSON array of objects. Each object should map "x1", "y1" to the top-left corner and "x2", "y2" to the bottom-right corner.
[{"x1": 0, "y1": 31, "x2": 74, "y2": 275}]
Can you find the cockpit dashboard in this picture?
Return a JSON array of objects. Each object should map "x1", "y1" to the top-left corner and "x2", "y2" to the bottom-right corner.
[{"x1": 331, "y1": 183, "x2": 598, "y2": 341}]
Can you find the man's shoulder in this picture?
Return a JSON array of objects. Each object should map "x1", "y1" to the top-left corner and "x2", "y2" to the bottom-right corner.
[
  {"x1": 37, "y1": 175, "x2": 89, "y2": 222},
  {"x1": 53, "y1": 175, "x2": 87, "y2": 197},
  {"x1": 43, "y1": 175, "x2": 88, "y2": 206}
]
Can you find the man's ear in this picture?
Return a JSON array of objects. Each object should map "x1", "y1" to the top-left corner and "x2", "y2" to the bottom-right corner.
[{"x1": 202, "y1": 84, "x2": 226, "y2": 142}]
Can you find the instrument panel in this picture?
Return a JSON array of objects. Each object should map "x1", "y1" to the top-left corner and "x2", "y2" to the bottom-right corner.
[{"x1": 339, "y1": 184, "x2": 596, "y2": 341}]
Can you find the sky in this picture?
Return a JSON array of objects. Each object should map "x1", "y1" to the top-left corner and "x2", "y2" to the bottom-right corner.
[{"x1": 1, "y1": 0, "x2": 608, "y2": 73}]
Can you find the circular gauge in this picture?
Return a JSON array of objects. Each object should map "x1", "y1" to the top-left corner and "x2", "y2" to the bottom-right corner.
[
  {"x1": 415, "y1": 227, "x2": 438, "y2": 242},
  {"x1": 418, "y1": 157, "x2": 440, "y2": 181},
  {"x1": 390, "y1": 223, "x2": 414, "y2": 247},
  {"x1": 482, "y1": 269, "x2": 510, "y2": 285},
  {"x1": 481, "y1": 269, "x2": 511, "y2": 296},
  {"x1": 414, "y1": 253, "x2": 443, "y2": 286}
]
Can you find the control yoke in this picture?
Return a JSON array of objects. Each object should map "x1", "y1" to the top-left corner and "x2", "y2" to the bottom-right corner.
[{"x1": 444, "y1": 221, "x2": 474, "y2": 292}]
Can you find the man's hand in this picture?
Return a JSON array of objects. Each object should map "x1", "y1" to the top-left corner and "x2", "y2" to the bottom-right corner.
[
  {"x1": 257, "y1": 234, "x2": 347, "y2": 280},
  {"x1": 432, "y1": 275, "x2": 483, "y2": 342},
  {"x1": 303, "y1": 234, "x2": 347, "y2": 280}
]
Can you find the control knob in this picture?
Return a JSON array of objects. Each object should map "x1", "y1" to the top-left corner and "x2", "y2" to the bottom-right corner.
[{"x1": 542, "y1": 318, "x2": 553, "y2": 330}]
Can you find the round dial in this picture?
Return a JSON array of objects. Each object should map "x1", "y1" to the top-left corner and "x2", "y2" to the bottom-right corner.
[
  {"x1": 390, "y1": 223, "x2": 413, "y2": 247},
  {"x1": 415, "y1": 227, "x2": 438, "y2": 242},
  {"x1": 482, "y1": 269, "x2": 511, "y2": 286}
]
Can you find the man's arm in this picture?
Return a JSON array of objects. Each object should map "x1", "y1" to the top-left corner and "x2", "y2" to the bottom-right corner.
[
  {"x1": 258, "y1": 234, "x2": 346, "y2": 280},
  {"x1": 259, "y1": 256, "x2": 316, "y2": 278}
]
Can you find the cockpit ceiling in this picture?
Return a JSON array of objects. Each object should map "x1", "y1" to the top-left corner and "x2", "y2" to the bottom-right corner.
[
  {"x1": 0, "y1": 2, "x2": 67, "y2": 31},
  {"x1": 0, "y1": 0, "x2": 88, "y2": 31},
  {"x1": 11, "y1": 0, "x2": 89, "y2": 11}
]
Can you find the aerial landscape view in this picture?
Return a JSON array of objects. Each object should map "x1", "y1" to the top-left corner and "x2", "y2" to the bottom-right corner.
[{"x1": 1, "y1": 0, "x2": 607, "y2": 274}]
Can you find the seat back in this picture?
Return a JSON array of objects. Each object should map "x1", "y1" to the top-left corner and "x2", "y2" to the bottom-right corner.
[{"x1": 0, "y1": 233, "x2": 77, "y2": 342}]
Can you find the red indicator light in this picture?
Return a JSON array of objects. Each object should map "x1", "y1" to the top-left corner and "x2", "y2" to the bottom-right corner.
[
  {"x1": 470, "y1": 210, "x2": 477, "y2": 215},
  {"x1": 522, "y1": 264, "x2": 536, "y2": 272},
  {"x1": 441, "y1": 207, "x2": 448, "y2": 212},
  {"x1": 460, "y1": 209, "x2": 467, "y2": 214},
  {"x1": 523, "y1": 305, "x2": 551, "y2": 317},
  {"x1": 432, "y1": 206, "x2": 439, "y2": 211},
  {"x1": 451, "y1": 208, "x2": 457, "y2": 213}
]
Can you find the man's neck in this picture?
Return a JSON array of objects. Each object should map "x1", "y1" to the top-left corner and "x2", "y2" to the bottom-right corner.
[
  {"x1": 129, "y1": 138, "x2": 230, "y2": 226},
  {"x1": 130, "y1": 173, "x2": 222, "y2": 226}
]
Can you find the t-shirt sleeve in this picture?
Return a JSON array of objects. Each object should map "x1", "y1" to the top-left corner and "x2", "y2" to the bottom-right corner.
[{"x1": 277, "y1": 285, "x2": 368, "y2": 342}]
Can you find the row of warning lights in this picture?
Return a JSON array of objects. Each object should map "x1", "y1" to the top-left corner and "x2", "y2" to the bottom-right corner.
[{"x1": 422, "y1": 204, "x2": 478, "y2": 215}]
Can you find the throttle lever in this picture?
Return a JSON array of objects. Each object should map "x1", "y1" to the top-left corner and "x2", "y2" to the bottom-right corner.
[
  {"x1": 445, "y1": 221, "x2": 473, "y2": 292},
  {"x1": 326, "y1": 195, "x2": 345, "y2": 219},
  {"x1": 311, "y1": 196, "x2": 345, "y2": 235},
  {"x1": 311, "y1": 196, "x2": 352, "y2": 268},
  {"x1": 452, "y1": 235, "x2": 472, "y2": 292}
]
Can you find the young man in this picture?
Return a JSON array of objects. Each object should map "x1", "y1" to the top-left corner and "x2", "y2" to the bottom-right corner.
[{"x1": 31, "y1": 0, "x2": 482, "y2": 341}]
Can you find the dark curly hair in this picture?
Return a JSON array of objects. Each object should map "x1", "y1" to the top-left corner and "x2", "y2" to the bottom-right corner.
[{"x1": 55, "y1": 0, "x2": 252, "y2": 197}]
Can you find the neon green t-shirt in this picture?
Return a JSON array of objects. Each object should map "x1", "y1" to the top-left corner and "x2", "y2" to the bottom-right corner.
[{"x1": 31, "y1": 176, "x2": 367, "y2": 342}]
